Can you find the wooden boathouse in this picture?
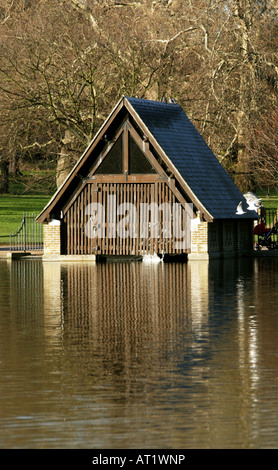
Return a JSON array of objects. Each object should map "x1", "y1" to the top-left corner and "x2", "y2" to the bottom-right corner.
[{"x1": 37, "y1": 96, "x2": 257, "y2": 261}]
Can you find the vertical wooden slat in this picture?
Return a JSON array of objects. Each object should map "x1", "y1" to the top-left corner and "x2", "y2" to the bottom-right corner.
[
  {"x1": 68, "y1": 207, "x2": 71, "y2": 254},
  {"x1": 131, "y1": 183, "x2": 136, "y2": 255},
  {"x1": 145, "y1": 183, "x2": 148, "y2": 254},
  {"x1": 80, "y1": 189, "x2": 84, "y2": 254},
  {"x1": 150, "y1": 184, "x2": 154, "y2": 255},
  {"x1": 106, "y1": 183, "x2": 109, "y2": 255},
  {"x1": 65, "y1": 213, "x2": 68, "y2": 254},
  {"x1": 146, "y1": 183, "x2": 149, "y2": 253},
  {"x1": 140, "y1": 184, "x2": 145, "y2": 254},
  {"x1": 124, "y1": 184, "x2": 127, "y2": 255},
  {"x1": 110, "y1": 184, "x2": 113, "y2": 255},
  {"x1": 71, "y1": 203, "x2": 76, "y2": 255},
  {"x1": 85, "y1": 184, "x2": 88, "y2": 254},
  {"x1": 102, "y1": 183, "x2": 105, "y2": 254},
  {"x1": 124, "y1": 183, "x2": 127, "y2": 255},
  {"x1": 122, "y1": 184, "x2": 125, "y2": 256},
  {"x1": 62, "y1": 179, "x2": 188, "y2": 257},
  {"x1": 113, "y1": 184, "x2": 116, "y2": 255},
  {"x1": 85, "y1": 184, "x2": 88, "y2": 255},
  {"x1": 135, "y1": 184, "x2": 138, "y2": 254},
  {"x1": 73, "y1": 203, "x2": 76, "y2": 255},
  {"x1": 169, "y1": 185, "x2": 172, "y2": 254},
  {"x1": 91, "y1": 182, "x2": 97, "y2": 254},
  {"x1": 120, "y1": 184, "x2": 123, "y2": 255},
  {"x1": 73, "y1": 201, "x2": 76, "y2": 254},
  {"x1": 117, "y1": 184, "x2": 120, "y2": 255},
  {"x1": 154, "y1": 183, "x2": 158, "y2": 255},
  {"x1": 126, "y1": 183, "x2": 129, "y2": 255},
  {"x1": 66, "y1": 209, "x2": 69, "y2": 255},
  {"x1": 76, "y1": 195, "x2": 79, "y2": 254},
  {"x1": 71, "y1": 205, "x2": 74, "y2": 255},
  {"x1": 158, "y1": 182, "x2": 161, "y2": 254},
  {"x1": 161, "y1": 182, "x2": 165, "y2": 255},
  {"x1": 68, "y1": 208, "x2": 70, "y2": 255},
  {"x1": 76, "y1": 198, "x2": 78, "y2": 255},
  {"x1": 77, "y1": 196, "x2": 79, "y2": 255},
  {"x1": 144, "y1": 183, "x2": 148, "y2": 254},
  {"x1": 86, "y1": 184, "x2": 90, "y2": 254},
  {"x1": 165, "y1": 184, "x2": 169, "y2": 254},
  {"x1": 98, "y1": 183, "x2": 103, "y2": 254},
  {"x1": 87, "y1": 183, "x2": 91, "y2": 254}
]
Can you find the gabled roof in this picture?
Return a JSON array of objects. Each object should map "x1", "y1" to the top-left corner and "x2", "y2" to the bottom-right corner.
[
  {"x1": 37, "y1": 96, "x2": 257, "y2": 223},
  {"x1": 125, "y1": 97, "x2": 255, "y2": 220}
]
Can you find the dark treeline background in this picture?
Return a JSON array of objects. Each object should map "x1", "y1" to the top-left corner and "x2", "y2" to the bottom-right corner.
[{"x1": 0, "y1": 0, "x2": 277, "y2": 193}]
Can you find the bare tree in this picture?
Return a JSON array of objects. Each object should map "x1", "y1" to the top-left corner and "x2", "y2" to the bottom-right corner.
[
  {"x1": 0, "y1": 0, "x2": 277, "y2": 191},
  {"x1": 0, "y1": 0, "x2": 178, "y2": 186},
  {"x1": 197, "y1": 0, "x2": 278, "y2": 190},
  {"x1": 248, "y1": 106, "x2": 278, "y2": 188}
]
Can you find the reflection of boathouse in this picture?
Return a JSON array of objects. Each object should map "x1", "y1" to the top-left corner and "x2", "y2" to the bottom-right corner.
[{"x1": 37, "y1": 96, "x2": 257, "y2": 260}]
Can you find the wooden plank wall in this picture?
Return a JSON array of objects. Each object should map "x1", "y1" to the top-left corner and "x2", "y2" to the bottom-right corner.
[{"x1": 63, "y1": 182, "x2": 187, "y2": 256}]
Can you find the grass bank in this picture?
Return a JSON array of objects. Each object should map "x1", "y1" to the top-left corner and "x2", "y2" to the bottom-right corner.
[
  {"x1": 0, "y1": 168, "x2": 55, "y2": 245},
  {"x1": 258, "y1": 189, "x2": 278, "y2": 210},
  {"x1": 0, "y1": 194, "x2": 51, "y2": 245}
]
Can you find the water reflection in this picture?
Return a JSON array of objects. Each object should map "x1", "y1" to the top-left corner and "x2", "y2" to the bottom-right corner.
[
  {"x1": 1, "y1": 257, "x2": 278, "y2": 448},
  {"x1": 44, "y1": 261, "x2": 212, "y2": 384}
]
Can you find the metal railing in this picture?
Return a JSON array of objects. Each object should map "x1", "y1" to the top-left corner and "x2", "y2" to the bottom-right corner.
[
  {"x1": 254, "y1": 207, "x2": 278, "y2": 250},
  {"x1": 9, "y1": 212, "x2": 43, "y2": 252}
]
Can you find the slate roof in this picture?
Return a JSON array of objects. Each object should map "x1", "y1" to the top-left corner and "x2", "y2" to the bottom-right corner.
[{"x1": 125, "y1": 96, "x2": 256, "y2": 220}]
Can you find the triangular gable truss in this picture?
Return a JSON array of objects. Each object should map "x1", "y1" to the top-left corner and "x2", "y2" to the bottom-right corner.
[
  {"x1": 37, "y1": 97, "x2": 211, "y2": 224},
  {"x1": 90, "y1": 120, "x2": 157, "y2": 178}
]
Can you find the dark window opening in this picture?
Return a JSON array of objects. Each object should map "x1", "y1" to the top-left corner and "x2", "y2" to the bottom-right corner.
[
  {"x1": 129, "y1": 136, "x2": 156, "y2": 174},
  {"x1": 95, "y1": 135, "x2": 123, "y2": 174}
]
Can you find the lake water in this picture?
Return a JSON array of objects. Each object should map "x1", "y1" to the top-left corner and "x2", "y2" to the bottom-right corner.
[{"x1": 0, "y1": 256, "x2": 278, "y2": 449}]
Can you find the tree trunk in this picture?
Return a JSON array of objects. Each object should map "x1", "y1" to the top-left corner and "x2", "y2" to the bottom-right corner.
[
  {"x1": 56, "y1": 130, "x2": 75, "y2": 188},
  {"x1": 9, "y1": 153, "x2": 22, "y2": 176},
  {"x1": 235, "y1": 111, "x2": 251, "y2": 192},
  {"x1": 233, "y1": 0, "x2": 253, "y2": 192},
  {"x1": 0, "y1": 158, "x2": 9, "y2": 193}
]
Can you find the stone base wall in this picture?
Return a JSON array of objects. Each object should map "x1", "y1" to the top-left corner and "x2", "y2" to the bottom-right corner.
[
  {"x1": 190, "y1": 220, "x2": 208, "y2": 254},
  {"x1": 43, "y1": 220, "x2": 61, "y2": 255},
  {"x1": 189, "y1": 218, "x2": 254, "y2": 260}
]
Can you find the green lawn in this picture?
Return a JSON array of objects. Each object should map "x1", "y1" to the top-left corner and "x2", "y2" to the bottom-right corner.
[
  {"x1": 0, "y1": 194, "x2": 51, "y2": 245},
  {"x1": 258, "y1": 190, "x2": 278, "y2": 210},
  {"x1": 0, "y1": 168, "x2": 56, "y2": 245}
]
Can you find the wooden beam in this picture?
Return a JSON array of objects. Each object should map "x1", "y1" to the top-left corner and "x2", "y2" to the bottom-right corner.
[
  {"x1": 124, "y1": 97, "x2": 213, "y2": 222},
  {"x1": 36, "y1": 97, "x2": 125, "y2": 223}
]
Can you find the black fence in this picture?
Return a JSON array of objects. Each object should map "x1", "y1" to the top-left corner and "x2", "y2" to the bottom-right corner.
[
  {"x1": 9, "y1": 212, "x2": 43, "y2": 252},
  {"x1": 254, "y1": 207, "x2": 278, "y2": 250}
]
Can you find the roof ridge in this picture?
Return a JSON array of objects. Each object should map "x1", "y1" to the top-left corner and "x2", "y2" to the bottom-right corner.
[{"x1": 124, "y1": 96, "x2": 181, "y2": 107}]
